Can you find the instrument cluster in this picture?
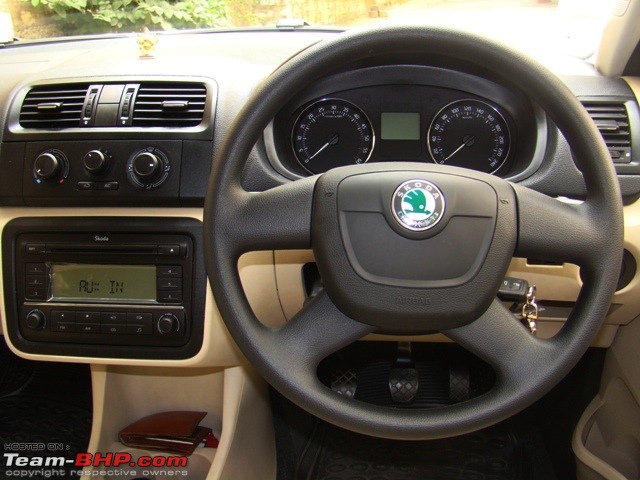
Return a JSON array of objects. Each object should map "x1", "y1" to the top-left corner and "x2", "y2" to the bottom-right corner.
[{"x1": 269, "y1": 67, "x2": 542, "y2": 179}]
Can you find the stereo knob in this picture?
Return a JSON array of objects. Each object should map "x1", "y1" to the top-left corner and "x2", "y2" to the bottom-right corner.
[
  {"x1": 34, "y1": 152, "x2": 62, "y2": 180},
  {"x1": 157, "y1": 314, "x2": 179, "y2": 335},
  {"x1": 83, "y1": 149, "x2": 110, "y2": 175},
  {"x1": 25, "y1": 310, "x2": 46, "y2": 330},
  {"x1": 132, "y1": 152, "x2": 162, "y2": 182}
]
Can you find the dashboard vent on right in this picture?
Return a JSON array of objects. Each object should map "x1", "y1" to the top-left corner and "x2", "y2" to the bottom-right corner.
[
  {"x1": 581, "y1": 100, "x2": 632, "y2": 163},
  {"x1": 19, "y1": 84, "x2": 89, "y2": 129},
  {"x1": 132, "y1": 83, "x2": 207, "y2": 127}
]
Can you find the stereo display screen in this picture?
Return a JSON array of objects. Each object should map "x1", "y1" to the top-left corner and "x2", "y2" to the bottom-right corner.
[{"x1": 50, "y1": 264, "x2": 156, "y2": 303}]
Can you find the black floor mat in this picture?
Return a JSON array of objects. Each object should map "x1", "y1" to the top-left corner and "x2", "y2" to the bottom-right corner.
[
  {"x1": 0, "y1": 341, "x2": 92, "y2": 480},
  {"x1": 303, "y1": 422, "x2": 523, "y2": 480}
]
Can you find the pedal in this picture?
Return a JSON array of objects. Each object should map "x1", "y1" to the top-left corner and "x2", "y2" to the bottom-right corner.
[
  {"x1": 389, "y1": 367, "x2": 419, "y2": 404},
  {"x1": 331, "y1": 369, "x2": 357, "y2": 398}
]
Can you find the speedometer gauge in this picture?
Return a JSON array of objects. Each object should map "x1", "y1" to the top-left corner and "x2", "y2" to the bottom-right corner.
[
  {"x1": 292, "y1": 99, "x2": 374, "y2": 174},
  {"x1": 428, "y1": 99, "x2": 511, "y2": 174}
]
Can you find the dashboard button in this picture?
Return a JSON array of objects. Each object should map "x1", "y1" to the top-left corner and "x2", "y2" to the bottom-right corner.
[
  {"x1": 77, "y1": 312, "x2": 100, "y2": 324},
  {"x1": 101, "y1": 324, "x2": 127, "y2": 334},
  {"x1": 158, "y1": 245, "x2": 180, "y2": 256},
  {"x1": 127, "y1": 324, "x2": 152, "y2": 335},
  {"x1": 157, "y1": 291, "x2": 182, "y2": 303},
  {"x1": 157, "y1": 278, "x2": 182, "y2": 290},
  {"x1": 52, "y1": 311, "x2": 76, "y2": 323},
  {"x1": 52, "y1": 322, "x2": 75, "y2": 333},
  {"x1": 25, "y1": 244, "x2": 46, "y2": 254},
  {"x1": 77, "y1": 181, "x2": 96, "y2": 191},
  {"x1": 26, "y1": 263, "x2": 46, "y2": 275},
  {"x1": 77, "y1": 323, "x2": 99, "y2": 333},
  {"x1": 98, "y1": 181, "x2": 119, "y2": 190},
  {"x1": 25, "y1": 275, "x2": 46, "y2": 287},
  {"x1": 157, "y1": 266, "x2": 182, "y2": 277},
  {"x1": 127, "y1": 312, "x2": 152, "y2": 325},
  {"x1": 100, "y1": 312, "x2": 126, "y2": 324},
  {"x1": 52, "y1": 311, "x2": 75, "y2": 332},
  {"x1": 25, "y1": 287, "x2": 46, "y2": 300},
  {"x1": 127, "y1": 313, "x2": 152, "y2": 335}
]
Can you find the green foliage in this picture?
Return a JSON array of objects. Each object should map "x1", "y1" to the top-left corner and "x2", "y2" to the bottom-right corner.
[{"x1": 25, "y1": 0, "x2": 228, "y2": 34}]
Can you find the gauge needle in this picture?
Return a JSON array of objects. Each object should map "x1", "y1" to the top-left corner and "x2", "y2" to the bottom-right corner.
[
  {"x1": 308, "y1": 133, "x2": 340, "y2": 160},
  {"x1": 442, "y1": 135, "x2": 475, "y2": 163}
]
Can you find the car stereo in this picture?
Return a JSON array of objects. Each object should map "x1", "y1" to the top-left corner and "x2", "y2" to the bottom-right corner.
[{"x1": 2, "y1": 217, "x2": 205, "y2": 359}]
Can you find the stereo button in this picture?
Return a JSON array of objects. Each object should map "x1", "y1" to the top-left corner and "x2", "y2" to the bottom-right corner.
[
  {"x1": 158, "y1": 245, "x2": 180, "y2": 256},
  {"x1": 52, "y1": 311, "x2": 75, "y2": 323},
  {"x1": 77, "y1": 312, "x2": 100, "y2": 324},
  {"x1": 25, "y1": 244, "x2": 46, "y2": 254},
  {"x1": 77, "y1": 324, "x2": 99, "y2": 333},
  {"x1": 26, "y1": 263, "x2": 46, "y2": 275},
  {"x1": 25, "y1": 287, "x2": 46, "y2": 300},
  {"x1": 158, "y1": 291, "x2": 182, "y2": 303},
  {"x1": 100, "y1": 312, "x2": 126, "y2": 324},
  {"x1": 127, "y1": 313, "x2": 152, "y2": 335},
  {"x1": 53, "y1": 321, "x2": 75, "y2": 333},
  {"x1": 101, "y1": 324, "x2": 127, "y2": 334},
  {"x1": 25, "y1": 275, "x2": 46, "y2": 287},
  {"x1": 157, "y1": 266, "x2": 182, "y2": 277},
  {"x1": 127, "y1": 324, "x2": 152, "y2": 335},
  {"x1": 157, "y1": 278, "x2": 182, "y2": 290},
  {"x1": 52, "y1": 311, "x2": 75, "y2": 332}
]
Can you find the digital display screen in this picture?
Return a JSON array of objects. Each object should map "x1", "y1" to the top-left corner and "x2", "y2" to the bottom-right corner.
[
  {"x1": 381, "y1": 112, "x2": 421, "y2": 140},
  {"x1": 50, "y1": 264, "x2": 156, "y2": 303}
]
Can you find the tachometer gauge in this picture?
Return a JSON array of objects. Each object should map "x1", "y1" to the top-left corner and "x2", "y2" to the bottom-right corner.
[
  {"x1": 428, "y1": 99, "x2": 511, "y2": 174},
  {"x1": 292, "y1": 99, "x2": 375, "y2": 174}
]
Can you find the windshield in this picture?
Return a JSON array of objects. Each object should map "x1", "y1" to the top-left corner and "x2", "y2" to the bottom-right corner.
[{"x1": 1, "y1": 0, "x2": 615, "y2": 59}]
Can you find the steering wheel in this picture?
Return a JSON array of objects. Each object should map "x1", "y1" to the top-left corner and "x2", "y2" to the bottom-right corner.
[{"x1": 203, "y1": 26, "x2": 623, "y2": 440}]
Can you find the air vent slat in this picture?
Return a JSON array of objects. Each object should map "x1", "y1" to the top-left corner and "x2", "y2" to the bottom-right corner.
[
  {"x1": 19, "y1": 84, "x2": 89, "y2": 129},
  {"x1": 581, "y1": 100, "x2": 633, "y2": 164},
  {"x1": 132, "y1": 82, "x2": 206, "y2": 127}
]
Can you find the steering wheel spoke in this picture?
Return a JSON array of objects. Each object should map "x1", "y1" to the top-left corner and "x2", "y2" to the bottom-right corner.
[
  {"x1": 513, "y1": 184, "x2": 600, "y2": 267},
  {"x1": 269, "y1": 291, "x2": 375, "y2": 369},
  {"x1": 445, "y1": 300, "x2": 551, "y2": 385},
  {"x1": 227, "y1": 177, "x2": 317, "y2": 253}
]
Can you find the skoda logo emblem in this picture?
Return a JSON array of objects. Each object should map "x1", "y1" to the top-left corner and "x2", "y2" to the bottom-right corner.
[{"x1": 391, "y1": 179, "x2": 446, "y2": 231}]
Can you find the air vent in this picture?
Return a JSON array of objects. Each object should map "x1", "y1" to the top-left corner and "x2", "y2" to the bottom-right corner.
[
  {"x1": 132, "y1": 83, "x2": 206, "y2": 127},
  {"x1": 581, "y1": 100, "x2": 632, "y2": 164},
  {"x1": 19, "y1": 84, "x2": 89, "y2": 129}
]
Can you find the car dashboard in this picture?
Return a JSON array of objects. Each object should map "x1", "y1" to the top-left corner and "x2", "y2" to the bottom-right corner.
[
  {"x1": 0, "y1": 28, "x2": 639, "y2": 356},
  {"x1": 0, "y1": 27, "x2": 640, "y2": 479}
]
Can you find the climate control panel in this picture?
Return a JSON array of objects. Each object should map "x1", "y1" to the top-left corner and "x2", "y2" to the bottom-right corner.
[{"x1": 21, "y1": 140, "x2": 183, "y2": 206}]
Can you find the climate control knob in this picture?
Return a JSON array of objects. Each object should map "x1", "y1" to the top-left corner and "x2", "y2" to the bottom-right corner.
[
  {"x1": 83, "y1": 149, "x2": 110, "y2": 175},
  {"x1": 157, "y1": 314, "x2": 179, "y2": 335},
  {"x1": 33, "y1": 152, "x2": 63, "y2": 180},
  {"x1": 132, "y1": 152, "x2": 161, "y2": 181},
  {"x1": 25, "y1": 310, "x2": 46, "y2": 330},
  {"x1": 127, "y1": 148, "x2": 170, "y2": 189}
]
